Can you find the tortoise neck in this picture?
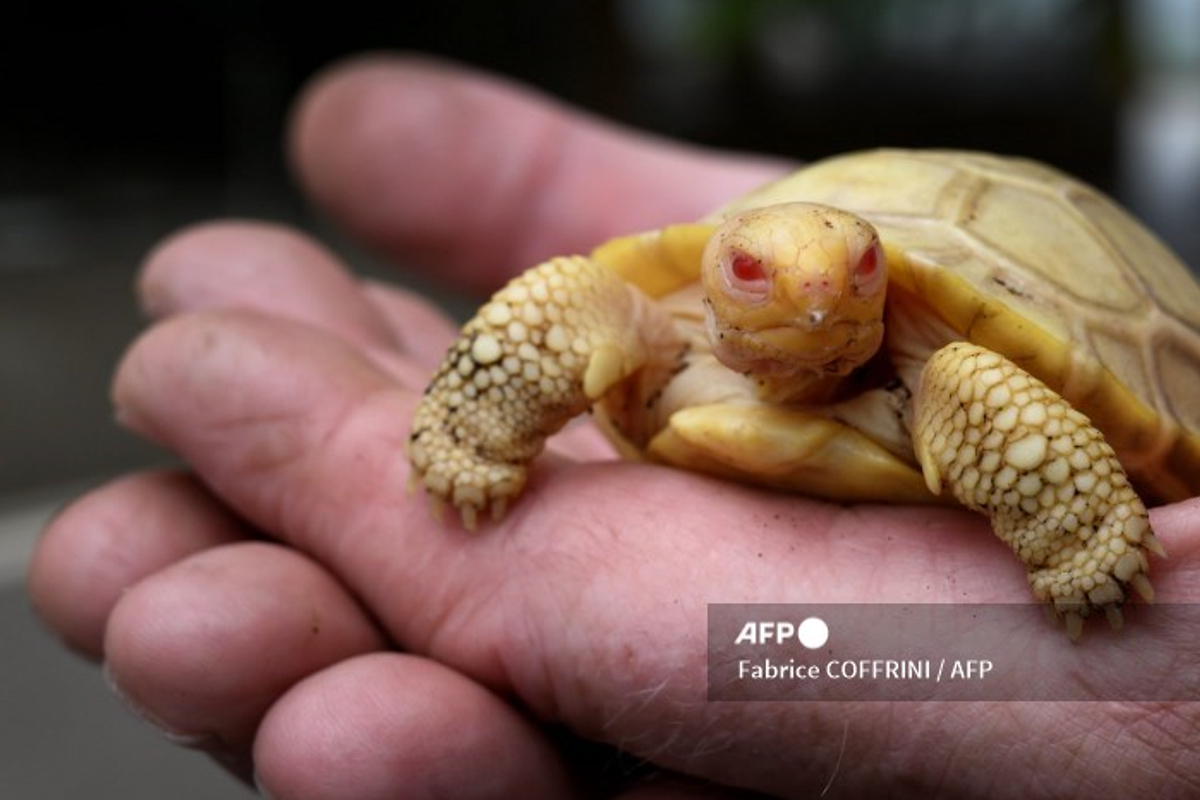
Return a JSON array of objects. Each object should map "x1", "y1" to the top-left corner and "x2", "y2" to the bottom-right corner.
[{"x1": 753, "y1": 372, "x2": 845, "y2": 405}]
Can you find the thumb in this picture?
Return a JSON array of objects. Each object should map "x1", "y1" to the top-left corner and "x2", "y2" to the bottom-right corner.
[{"x1": 287, "y1": 54, "x2": 791, "y2": 293}]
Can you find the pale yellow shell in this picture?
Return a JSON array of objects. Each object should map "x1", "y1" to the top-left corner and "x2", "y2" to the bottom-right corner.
[{"x1": 635, "y1": 150, "x2": 1200, "y2": 503}]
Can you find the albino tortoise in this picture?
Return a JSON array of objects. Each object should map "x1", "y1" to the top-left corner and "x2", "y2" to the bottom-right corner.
[{"x1": 409, "y1": 149, "x2": 1200, "y2": 637}]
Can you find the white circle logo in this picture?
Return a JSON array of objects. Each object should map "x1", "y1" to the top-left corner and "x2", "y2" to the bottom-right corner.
[{"x1": 798, "y1": 617, "x2": 829, "y2": 649}]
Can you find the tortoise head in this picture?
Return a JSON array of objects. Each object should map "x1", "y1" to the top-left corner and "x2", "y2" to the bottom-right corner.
[{"x1": 700, "y1": 202, "x2": 887, "y2": 387}]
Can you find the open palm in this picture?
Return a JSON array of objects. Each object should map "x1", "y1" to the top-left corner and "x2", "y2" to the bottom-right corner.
[{"x1": 29, "y1": 56, "x2": 1200, "y2": 800}]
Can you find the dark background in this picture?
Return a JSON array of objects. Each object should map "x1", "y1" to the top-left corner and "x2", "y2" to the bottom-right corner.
[
  {"x1": 0, "y1": 0, "x2": 1149, "y2": 216},
  {"x1": 2, "y1": 0, "x2": 1199, "y2": 501}
]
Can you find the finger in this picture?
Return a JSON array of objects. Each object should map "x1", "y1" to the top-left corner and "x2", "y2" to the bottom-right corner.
[
  {"x1": 139, "y1": 220, "x2": 399, "y2": 351},
  {"x1": 256, "y1": 654, "x2": 749, "y2": 800},
  {"x1": 361, "y1": 279, "x2": 462, "y2": 370},
  {"x1": 288, "y1": 54, "x2": 792, "y2": 292},
  {"x1": 103, "y1": 541, "x2": 385, "y2": 777},
  {"x1": 112, "y1": 310, "x2": 410, "y2": 549},
  {"x1": 254, "y1": 652, "x2": 574, "y2": 800},
  {"x1": 27, "y1": 470, "x2": 247, "y2": 659},
  {"x1": 138, "y1": 220, "x2": 464, "y2": 385},
  {"x1": 112, "y1": 310, "x2": 1200, "y2": 796}
]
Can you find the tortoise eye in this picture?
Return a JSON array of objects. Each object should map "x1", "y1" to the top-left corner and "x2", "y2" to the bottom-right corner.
[
  {"x1": 725, "y1": 250, "x2": 771, "y2": 298},
  {"x1": 731, "y1": 251, "x2": 765, "y2": 282},
  {"x1": 852, "y1": 243, "x2": 885, "y2": 295}
]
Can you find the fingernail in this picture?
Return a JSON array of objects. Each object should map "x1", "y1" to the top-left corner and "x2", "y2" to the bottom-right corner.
[
  {"x1": 253, "y1": 773, "x2": 278, "y2": 800},
  {"x1": 102, "y1": 661, "x2": 210, "y2": 748},
  {"x1": 111, "y1": 400, "x2": 154, "y2": 442},
  {"x1": 138, "y1": 282, "x2": 171, "y2": 321},
  {"x1": 112, "y1": 404, "x2": 135, "y2": 431}
]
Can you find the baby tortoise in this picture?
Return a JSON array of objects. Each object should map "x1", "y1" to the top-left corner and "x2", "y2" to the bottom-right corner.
[{"x1": 410, "y1": 149, "x2": 1200, "y2": 638}]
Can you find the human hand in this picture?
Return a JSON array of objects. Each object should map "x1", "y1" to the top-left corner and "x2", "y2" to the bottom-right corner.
[{"x1": 28, "y1": 55, "x2": 1200, "y2": 799}]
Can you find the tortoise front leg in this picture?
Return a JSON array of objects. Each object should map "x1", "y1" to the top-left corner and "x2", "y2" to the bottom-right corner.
[
  {"x1": 912, "y1": 342, "x2": 1165, "y2": 639},
  {"x1": 409, "y1": 256, "x2": 679, "y2": 529}
]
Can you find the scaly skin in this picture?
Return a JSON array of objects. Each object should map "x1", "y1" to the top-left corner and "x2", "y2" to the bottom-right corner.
[
  {"x1": 699, "y1": 203, "x2": 886, "y2": 395},
  {"x1": 411, "y1": 205, "x2": 1165, "y2": 636},
  {"x1": 408, "y1": 255, "x2": 678, "y2": 529},
  {"x1": 914, "y1": 342, "x2": 1163, "y2": 637}
]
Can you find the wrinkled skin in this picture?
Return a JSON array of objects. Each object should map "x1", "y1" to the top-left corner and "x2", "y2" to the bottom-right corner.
[{"x1": 26, "y1": 55, "x2": 1200, "y2": 800}]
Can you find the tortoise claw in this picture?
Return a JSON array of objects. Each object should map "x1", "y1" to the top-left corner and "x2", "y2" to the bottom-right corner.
[
  {"x1": 459, "y1": 503, "x2": 479, "y2": 532},
  {"x1": 1130, "y1": 573, "x2": 1155, "y2": 603},
  {"x1": 1104, "y1": 604, "x2": 1124, "y2": 632},
  {"x1": 1143, "y1": 534, "x2": 1167, "y2": 559},
  {"x1": 1064, "y1": 611, "x2": 1084, "y2": 642},
  {"x1": 427, "y1": 494, "x2": 446, "y2": 526}
]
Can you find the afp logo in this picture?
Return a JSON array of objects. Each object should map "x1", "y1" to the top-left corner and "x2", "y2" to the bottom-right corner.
[{"x1": 734, "y1": 617, "x2": 829, "y2": 649}]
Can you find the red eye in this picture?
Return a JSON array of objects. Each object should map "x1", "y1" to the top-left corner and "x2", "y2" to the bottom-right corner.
[
  {"x1": 730, "y1": 251, "x2": 768, "y2": 285},
  {"x1": 852, "y1": 243, "x2": 884, "y2": 294}
]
